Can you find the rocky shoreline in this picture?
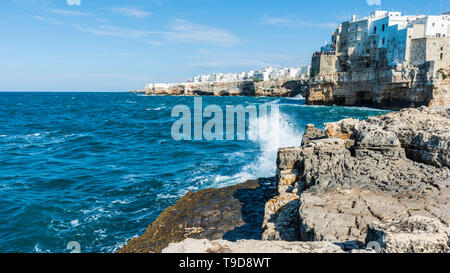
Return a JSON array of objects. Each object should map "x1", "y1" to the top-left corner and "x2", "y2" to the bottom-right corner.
[
  {"x1": 131, "y1": 79, "x2": 309, "y2": 98},
  {"x1": 120, "y1": 106, "x2": 450, "y2": 253}
]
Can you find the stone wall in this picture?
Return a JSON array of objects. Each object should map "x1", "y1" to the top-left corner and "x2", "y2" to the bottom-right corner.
[
  {"x1": 311, "y1": 55, "x2": 337, "y2": 78},
  {"x1": 409, "y1": 38, "x2": 428, "y2": 66},
  {"x1": 425, "y1": 38, "x2": 450, "y2": 71}
]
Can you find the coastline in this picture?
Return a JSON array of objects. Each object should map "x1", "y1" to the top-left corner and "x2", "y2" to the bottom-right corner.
[
  {"x1": 118, "y1": 179, "x2": 277, "y2": 253},
  {"x1": 120, "y1": 105, "x2": 450, "y2": 253},
  {"x1": 131, "y1": 79, "x2": 309, "y2": 98}
]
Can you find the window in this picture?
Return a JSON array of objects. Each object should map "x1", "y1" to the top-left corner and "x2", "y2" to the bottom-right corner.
[
  {"x1": 440, "y1": 53, "x2": 444, "y2": 61},
  {"x1": 374, "y1": 26, "x2": 377, "y2": 34},
  {"x1": 437, "y1": 33, "x2": 441, "y2": 37},
  {"x1": 382, "y1": 38, "x2": 385, "y2": 44},
  {"x1": 382, "y1": 24, "x2": 385, "y2": 31},
  {"x1": 432, "y1": 23, "x2": 435, "y2": 27}
]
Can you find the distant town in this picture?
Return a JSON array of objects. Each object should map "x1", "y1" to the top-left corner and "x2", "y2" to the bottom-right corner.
[
  {"x1": 142, "y1": 9, "x2": 449, "y2": 108},
  {"x1": 311, "y1": 10, "x2": 450, "y2": 78},
  {"x1": 145, "y1": 66, "x2": 311, "y2": 90}
]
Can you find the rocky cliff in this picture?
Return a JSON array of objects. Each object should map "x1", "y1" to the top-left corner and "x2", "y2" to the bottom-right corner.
[
  {"x1": 308, "y1": 64, "x2": 450, "y2": 109},
  {"x1": 262, "y1": 106, "x2": 450, "y2": 252},
  {"x1": 120, "y1": 107, "x2": 450, "y2": 253},
  {"x1": 144, "y1": 79, "x2": 309, "y2": 97}
]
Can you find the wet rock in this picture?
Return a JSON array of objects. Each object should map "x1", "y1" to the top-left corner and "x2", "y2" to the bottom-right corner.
[{"x1": 118, "y1": 179, "x2": 276, "y2": 253}]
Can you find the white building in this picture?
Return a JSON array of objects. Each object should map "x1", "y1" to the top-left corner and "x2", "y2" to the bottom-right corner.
[
  {"x1": 146, "y1": 65, "x2": 310, "y2": 89},
  {"x1": 409, "y1": 15, "x2": 450, "y2": 37},
  {"x1": 337, "y1": 11, "x2": 450, "y2": 65}
]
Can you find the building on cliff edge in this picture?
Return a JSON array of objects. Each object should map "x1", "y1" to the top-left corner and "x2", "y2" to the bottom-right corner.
[{"x1": 309, "y1": 10, "x2": 450, "y2": 109}]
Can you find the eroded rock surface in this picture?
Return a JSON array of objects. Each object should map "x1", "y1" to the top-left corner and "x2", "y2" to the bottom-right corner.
[
  {"x1": 366, "y1": 216, "x2": 450, "y2": 253},
  {"x1": 263, "y1": 107, "x2": 450, "y2": 250},
  {"x1": 122, "y1": 107, "x2": 449, "y2": 253},
  {"x1": 144, "y1": 79, "x2": 309, "y2": 98}
]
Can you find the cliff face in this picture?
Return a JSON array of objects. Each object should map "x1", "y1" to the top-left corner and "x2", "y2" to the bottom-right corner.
[
  {"x1": 145, "y1": 79, "x2": 309, "y2": 97},
  {"x1": 308, "y1": 64, "x2": 450, "y2": 109}
]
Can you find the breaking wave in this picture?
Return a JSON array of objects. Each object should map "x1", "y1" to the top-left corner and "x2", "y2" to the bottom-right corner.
[{"x1": 213, "y1": 104, "x2": 303, "y2": 186}]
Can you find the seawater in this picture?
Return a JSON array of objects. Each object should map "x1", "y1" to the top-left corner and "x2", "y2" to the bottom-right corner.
[{"x1": 0, "y1": 92, "x2": 388, "y2": 253}]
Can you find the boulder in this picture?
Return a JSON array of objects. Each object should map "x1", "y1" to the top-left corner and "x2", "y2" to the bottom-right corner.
[
  {"x1": 262, "y1": 193, "x2": 300, "y2": 241},
  {"x1": 119, "y1": 179, "x2": 276, "y2": 253}
]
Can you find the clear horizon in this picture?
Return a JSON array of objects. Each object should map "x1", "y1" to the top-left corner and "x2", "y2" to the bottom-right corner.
[{"x1": 1, "y1": 0, "x2": 448, "y2": 92}]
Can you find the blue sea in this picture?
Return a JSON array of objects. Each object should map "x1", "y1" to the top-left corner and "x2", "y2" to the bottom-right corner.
[{"x1": 0, "y1": 92, "x2": 388, "y2": 253}]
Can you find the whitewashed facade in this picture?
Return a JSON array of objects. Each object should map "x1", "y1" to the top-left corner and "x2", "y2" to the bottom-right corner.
[
  {"x1": 336, "y1": 11, "x2": 450, "y2": 66},
  {"x1": 180, "y1": 65, "x2": 310, "y2": 85}
]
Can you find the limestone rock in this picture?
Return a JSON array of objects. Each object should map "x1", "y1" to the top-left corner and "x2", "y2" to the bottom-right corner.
[
  {"x1": 302, "y1": 124, "x2": 327, "y2": 146},
  {"x1": 366, "y1": 216, "x2": 450, "y2": 253},
  {"x1": 161, "y1": 238, "x2": 345, "y2": 253},
  {"x1": 365, "y1": 107, "x2": 450, "y2": 167},
  {"x1": 262, "y1": 193, "x2": 300, "y2": 241},
  {"x1": 266, "y1": 107, "x2": 450, "y2": 248},
  {"x1": 145, "y1": 79, "x2": 309, "y2": 98},
  {"x1": 118, "y1": 179, "x2": 276, "y2": 253},
  {"x1": 299, "y1": 189, "x2": 409, "y2": 243}
]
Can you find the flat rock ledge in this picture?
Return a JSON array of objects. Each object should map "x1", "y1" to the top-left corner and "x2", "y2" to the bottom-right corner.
[
  {"x1": 121, "y1": 106, "x2": 450, "y2": 253},
  {"x1": 118, "y1": 179, "x2": 276, "y2": 253},
  {"x1": 162, "y1": 239, "x2": 346, "y2": 253}
]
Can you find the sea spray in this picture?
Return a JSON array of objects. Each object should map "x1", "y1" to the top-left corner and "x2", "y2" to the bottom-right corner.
[{"x1": 213, "y1": 103, "x2": 303, "y2": 186}]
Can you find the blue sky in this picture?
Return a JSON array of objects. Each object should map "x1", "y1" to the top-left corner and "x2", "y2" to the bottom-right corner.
[{"x1": 0, "y1": 0, "x2": 448, "y2": 91}]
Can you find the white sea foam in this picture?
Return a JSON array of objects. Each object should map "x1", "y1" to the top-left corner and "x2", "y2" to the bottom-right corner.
[
  {"x1": 290, "y1": 94, "x2": 305, "y2": 100},
  {"x1": 110, "y1": 199, "x2": 131, "y2": 205},
  {"x1": 145, "y1": 106, "x2": 166, "y2": 111},
  {"x1": 214, "y1": 106, "x2": 303, "y2": 187},
  {"x1": 70, "y1": 219, "x2": 80, "y2": 227},
  {"x1": 34, "y1": 243, "x2": 51, "y2": 253}
]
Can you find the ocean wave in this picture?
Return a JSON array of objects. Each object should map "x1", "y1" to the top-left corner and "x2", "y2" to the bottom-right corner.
[
  {"x1": 0, "y1": 93, "x2": 389, "y2": 253},
  {"x1": 213, "y1": 110, "x2": 303, "y2": 187},
  {"x1": 289, "y1": 94, "x2": 305, "y2": 100}
]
